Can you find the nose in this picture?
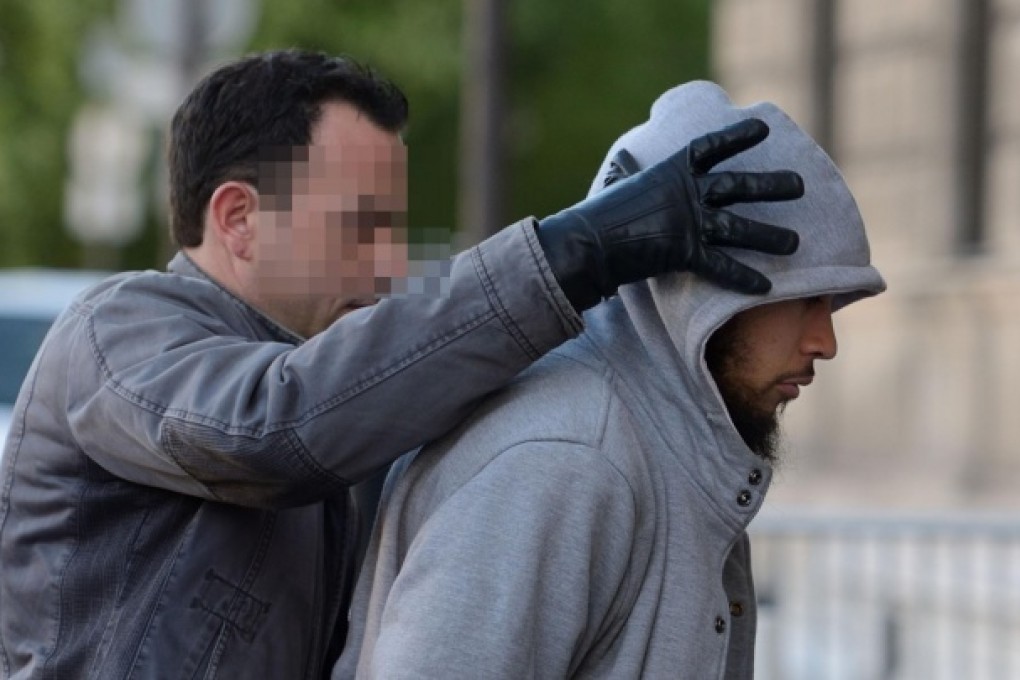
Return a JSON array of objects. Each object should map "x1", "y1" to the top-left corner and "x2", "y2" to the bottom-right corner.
[{"x1": 802, "y1": 300, "x2": 838, "y2": 360}]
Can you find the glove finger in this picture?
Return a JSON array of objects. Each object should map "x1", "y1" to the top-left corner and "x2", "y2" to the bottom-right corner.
[
  {"x1": 688, "y1": 118, "x2": 769, "y2": 174},
  {"x1": 700, "y1": 171, "x2": 804, "y2": 207},
  {"x1": 704, "y1": 210, "x2": 799, "y2": 255},
  {"x1": 695, "y1": 248, "x2": 773, "y2": 294}
]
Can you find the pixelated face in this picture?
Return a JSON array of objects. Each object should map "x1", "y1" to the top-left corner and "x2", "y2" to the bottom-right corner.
[
  {"x1": 253, "y1": 100, "x2": 408, "y2": 309},
  {"x1": 706, "y1": 295, "x2": 838, "y2": 459}
]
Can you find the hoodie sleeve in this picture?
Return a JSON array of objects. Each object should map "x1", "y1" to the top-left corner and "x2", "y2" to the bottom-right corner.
[{"x1": 344, "y1": 440, "x2": 639, "y2": 680}]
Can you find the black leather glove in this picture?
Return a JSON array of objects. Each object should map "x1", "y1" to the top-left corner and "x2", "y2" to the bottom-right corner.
[{"x1": 536, "y1": 117, "x2": 804, "y2": 312}]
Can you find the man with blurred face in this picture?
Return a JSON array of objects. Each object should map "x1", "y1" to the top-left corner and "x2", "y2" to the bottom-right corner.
[
  {"x1": 216, "y1": 101, "x2": 410, "y2": 335},
  {"x1": 2, "y1": 50, "x2": 808, "y2": 677},
  {"x1": 337, "y1": 82, "x2": 885, "y2": 679}
]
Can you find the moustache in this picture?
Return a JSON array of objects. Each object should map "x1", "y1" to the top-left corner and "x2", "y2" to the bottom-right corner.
[{"x1": 772, "y1": 366, "x2": 816, "y2": 388}]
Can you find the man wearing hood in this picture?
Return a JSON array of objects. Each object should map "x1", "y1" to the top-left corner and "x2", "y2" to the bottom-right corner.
[
  {"x1": 335, "y1": 81, "x2": 886, "y2": 679},
  {"x1": 0, "y1": 52, "x2": 809, "y2": 678}
]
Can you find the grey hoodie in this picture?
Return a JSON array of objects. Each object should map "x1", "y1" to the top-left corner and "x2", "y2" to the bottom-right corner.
[{"x1": 336, "y1": 81, "x2": 886, "y2": 679}]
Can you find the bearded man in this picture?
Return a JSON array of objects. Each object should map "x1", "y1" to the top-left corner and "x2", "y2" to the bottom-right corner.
[{"x1": 335, "y1": 80, "x2": 885, "y2": 680}]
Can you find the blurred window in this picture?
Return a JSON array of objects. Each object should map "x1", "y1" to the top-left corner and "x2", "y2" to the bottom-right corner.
[{"x1": 0, "y1": 317, "x2": 54, "y2": 404}]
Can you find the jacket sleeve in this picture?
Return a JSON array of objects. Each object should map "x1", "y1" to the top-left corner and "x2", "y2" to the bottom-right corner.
[
  {"x1": 346, "y1": 441, "x2": 639, "y2": 680},
  {"x1": 65, "y1": 220, "x2": 582, "y2": 507}
]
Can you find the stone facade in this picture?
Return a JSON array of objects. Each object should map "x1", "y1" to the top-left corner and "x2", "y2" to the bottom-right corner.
[{"x1": 713, "y1": 0, "x2": 1020, "y2": 509}]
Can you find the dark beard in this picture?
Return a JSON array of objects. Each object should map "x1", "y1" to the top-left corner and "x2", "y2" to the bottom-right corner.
[
  {"x1": 723, "y1": 387, "x2": 783, "y2": 464},
  {"x1": 705, "y1": 323, "x2": 783, "y2": 463}
]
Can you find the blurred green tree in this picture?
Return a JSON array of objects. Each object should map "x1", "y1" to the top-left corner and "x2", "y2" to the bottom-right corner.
[
  {"x1": 0, "y1": 0, "x2": 113, "y2": 267},
  {"x1": 249, "y1": 0, "x2": 464, "y2": 240},
  {"x1": 508, "y1": 0, "x2": 711, "y2": 224},
  {"x1": 0, "y1": 0, "x2": 709, "y2": 268},
  {"x1": 252, "y1": 0, "x2": 710, "y2": 242}
]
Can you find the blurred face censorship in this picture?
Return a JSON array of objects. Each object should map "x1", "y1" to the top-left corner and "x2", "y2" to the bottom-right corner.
[{"x1": 254, "y1": 101, "x2": 409, "y2": 310}]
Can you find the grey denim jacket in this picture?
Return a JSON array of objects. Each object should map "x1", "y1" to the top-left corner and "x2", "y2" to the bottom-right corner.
[{"x1": 0, "y1": 220, "x2": 581, "y2": 679}]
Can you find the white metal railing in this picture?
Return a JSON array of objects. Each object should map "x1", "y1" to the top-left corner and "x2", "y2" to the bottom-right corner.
[{"x1": 749, "y1": 510, "x2": 1020, "y2": 680}]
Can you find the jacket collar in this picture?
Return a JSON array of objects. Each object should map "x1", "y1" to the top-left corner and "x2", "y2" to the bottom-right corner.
[{"x1": 166, "y1": 251, "x2": 305, "y2": 345}]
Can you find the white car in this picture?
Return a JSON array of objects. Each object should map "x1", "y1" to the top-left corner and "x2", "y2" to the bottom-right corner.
[{"x1": 0, "y1": 269, "x2": 110, "y2": 454}]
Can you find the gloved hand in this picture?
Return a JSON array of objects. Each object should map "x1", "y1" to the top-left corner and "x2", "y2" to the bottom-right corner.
[{"x1": 535, "y1": 117, "x2": 803, "y2": 312}]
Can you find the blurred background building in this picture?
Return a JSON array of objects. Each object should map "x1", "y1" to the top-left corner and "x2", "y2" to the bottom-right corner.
[
  {"x1": 713, "y1": 3, "x2": 1020, "y2": 677},
  {"x1": 713, "y1": 0, "x2": 1020, "y2": 511}
]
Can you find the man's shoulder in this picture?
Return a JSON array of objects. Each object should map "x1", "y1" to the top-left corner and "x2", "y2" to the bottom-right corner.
[
  {"x1": 57, "y1": 268, "x2": 269, "y2": 374},
  {"x1": 76, "y1": 268, "x2": 269, "y2": 342},
  {"x1": 77, "y1": 268, "x2": 231, "y2": 319},
  {"x1": 400, "y1": 347, "x2": 629, "y2": 488},
  {"x1": 468, "y1": 348, "x2": 616, "y2": 447}
]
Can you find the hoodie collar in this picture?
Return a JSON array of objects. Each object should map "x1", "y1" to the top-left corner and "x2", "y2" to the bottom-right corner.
[{"x1": 576, "y1": 81, "x2": 888, "y2": 529}]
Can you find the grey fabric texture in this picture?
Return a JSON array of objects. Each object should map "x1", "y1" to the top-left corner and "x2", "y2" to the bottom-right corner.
[
  {"x1": 0, "y1": 219, "x2": 580, "y2": 679},
  {"x1": 336, "y1": 81, "x2": 885, "y2": 679}
]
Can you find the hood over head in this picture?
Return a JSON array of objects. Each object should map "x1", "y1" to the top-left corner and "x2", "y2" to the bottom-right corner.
[
  {"x1": 581, "y1": 81, "x2": 886, "y2": 480},
  {"x1": 588, "y1": 80, "x2": 885, "y2": 379}
]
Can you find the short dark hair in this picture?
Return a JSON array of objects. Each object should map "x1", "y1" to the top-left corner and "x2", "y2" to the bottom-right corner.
[{"x1": 168, "y1": 49, "x2": 409, "y2": 247}]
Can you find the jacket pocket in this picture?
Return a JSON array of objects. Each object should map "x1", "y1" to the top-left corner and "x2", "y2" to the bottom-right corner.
[{"x1": 190, "y1": 569, "x2": 270, "y2": 643}]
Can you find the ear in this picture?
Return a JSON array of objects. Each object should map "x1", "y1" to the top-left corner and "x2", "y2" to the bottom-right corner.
[{"x1": 207, "y1": 181, "x2": 259, "y2": 261}]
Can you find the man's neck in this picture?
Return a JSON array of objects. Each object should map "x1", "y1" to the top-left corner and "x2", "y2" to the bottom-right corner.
[{"x1": 184, "y1": 245, "x2": 339, "y2": 339}]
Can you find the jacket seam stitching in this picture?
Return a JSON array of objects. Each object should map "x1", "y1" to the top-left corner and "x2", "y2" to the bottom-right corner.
[
  {"x1": 472, "y1": 245, "x2": 541, "y2": 360},
  {"x1": 286, "y1": 311, "x2": 496, "y2": 428},
  {"x1": 0, "y1": 314, "x2": 55, "y2": 673},
  {"x1": 86, "y1": 307, "x2": 496, "y2": 434},
  {"x1": 522, "y1": 219, "x2": 584, "y2": 332},
  {"x1": 39, "y1": 454, "x2": 89, "y2": 675},
  {"x1": 159, "y1": 421, "x2": 346, "y2": 495},
  {"x1": 282, "y1": 429, "x2": 350, "y2": 487},
  {"x1": 124, "y1": 515, "x2": 195, "y2": 676}
]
